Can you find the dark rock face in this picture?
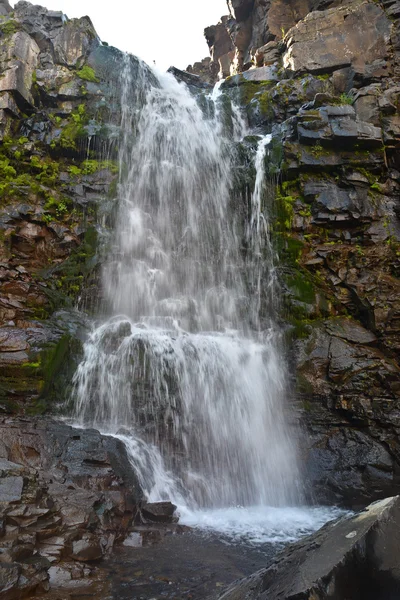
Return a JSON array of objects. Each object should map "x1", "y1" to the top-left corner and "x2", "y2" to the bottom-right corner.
[
  {"x1": 0, "y1": 417, "x2": 142, "y2": 599},
  {"x1": 218, "y1": 496, "x2": 400, "y2": 600},
  {"x1": 141, "y1": 502, "x2": 177, "y2": 523}
]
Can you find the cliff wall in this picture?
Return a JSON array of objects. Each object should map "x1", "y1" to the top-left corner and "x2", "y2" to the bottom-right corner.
[{"x1": 202, "y1": 0, "x2": 400, "y2": 505}]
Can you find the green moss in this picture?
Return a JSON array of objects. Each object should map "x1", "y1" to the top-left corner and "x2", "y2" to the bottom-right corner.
[
  {"x1": 68, "y1": 165, "x2": 82, "y2": 176},
  {"x1": 42, "y1": 226, "x2": 98, "y2": 304},
  {"x1": 54, "y1": 104, "x2": 88, "y2": 150},
  {"x1": 0, "y1": 19, "x2": 19, "y2": 36},
  {"x1": 81, "y1": 159, "x2": 119, "y2": 175},
  {"x1": 26, "y1": 333, "x2": 83, "y2": 414},
  {"x1": 285, "y1": 271, "x2": 316, "y2": 305},
  {"x1": 76, "y1": 65, "x2": 100, "y2": 83}
]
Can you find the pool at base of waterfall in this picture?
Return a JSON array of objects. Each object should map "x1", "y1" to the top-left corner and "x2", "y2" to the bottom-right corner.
[
  {"x1": 46, "y1": 505, "x2": 346, "y2": 600},
  {"x1": 178, "y1": 504, "x2": 348, "y2": 545}
]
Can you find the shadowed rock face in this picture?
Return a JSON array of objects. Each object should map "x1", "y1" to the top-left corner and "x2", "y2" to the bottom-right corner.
[
  {"x1": 218, "y1": 496, "x2": 400, "y2": 600},
  {"x1": 0, "y1": 417, "x2": 143, "y2": 599}
]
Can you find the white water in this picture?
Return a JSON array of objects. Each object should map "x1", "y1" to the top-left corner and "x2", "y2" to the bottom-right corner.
[{"x1": 72, "y1": 58, "x2": 341, "y2": 543}]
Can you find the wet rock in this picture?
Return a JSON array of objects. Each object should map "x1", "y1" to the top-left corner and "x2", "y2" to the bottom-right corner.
[
  {"x1": 141, "y1": 502, "x2": 177, "y2": 523},
  {"x1": 0, "y1": 417, "x2": 143, "y2": 595},
  {"x1": 219, "y1": 496, "x2": 400, "y2": 600},
  {"x1": 168, "y1": 66, "x2": 212, "y2": 90},
  {"x1": 0, "y1": 563, "x2": 20, "y2": 597}
]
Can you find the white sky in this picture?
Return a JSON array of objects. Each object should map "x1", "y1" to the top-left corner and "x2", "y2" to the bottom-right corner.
[{"x1": 10, "y1": 0, "x2": 228, "y2": 70}]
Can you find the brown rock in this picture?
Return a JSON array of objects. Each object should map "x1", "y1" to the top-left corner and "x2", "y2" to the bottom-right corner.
[
  {"x1": 205, "y1": 17, "x2": 235, "y2": 79},
  {"x1": 52, "y1": 17, "x2": 99, "y2": 67},
  {"x1": 283, "y1": 2, "x2": 392, "y2": 77},
  {"x1": 0, "y1": 31, "x2": 40, "y2": 108},
  {"x1": 71, "y1": 535, "x2": 103, "y2": 562}
]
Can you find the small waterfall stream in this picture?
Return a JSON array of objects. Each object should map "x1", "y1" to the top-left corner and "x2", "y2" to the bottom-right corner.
[{"x1": 71, "y1": 58, "x2": 338, "y2": 543}]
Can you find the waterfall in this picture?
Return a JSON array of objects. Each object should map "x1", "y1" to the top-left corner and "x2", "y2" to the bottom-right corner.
[{"x1": 72, "y1": 57, "x2": 303, "y2": 517}]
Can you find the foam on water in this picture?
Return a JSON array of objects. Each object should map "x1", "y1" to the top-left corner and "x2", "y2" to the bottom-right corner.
[{"x1": 179, "y1": 505, "x2": 347, "y2": 545}]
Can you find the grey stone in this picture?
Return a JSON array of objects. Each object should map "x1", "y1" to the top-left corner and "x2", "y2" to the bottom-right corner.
[
  {"x1": 52, "y1": 17, "x2": 100, "y2": 67},
  {"x1": 0, "y1": 0, "x2": 12, "y2": 16},
  {"x1": 0, "y1": 476, "x2": 23, "y2": 502},
  {"x1": 0, "y1": 563, "x2": 20, "y2": 595},
  {"x1": 220, "y1": 496, "x2": 400, "y2": 599},
  {"x1": 71, "y1": 535, "x2": 103, "y2": 562},
  {"x1": 241, "y1": 65, "x2": 279, "y2": 82},
  {"x1": 0, "y1": 31, "x2": 40, "y2": 107}
]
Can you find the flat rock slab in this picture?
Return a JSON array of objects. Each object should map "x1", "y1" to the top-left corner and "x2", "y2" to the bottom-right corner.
[
  {"x1": 0, "y1": 476, "x2": 23, "y2": 503},
  {"x1": 219, "y1": 496, "x2": 400, "y2": 600}
]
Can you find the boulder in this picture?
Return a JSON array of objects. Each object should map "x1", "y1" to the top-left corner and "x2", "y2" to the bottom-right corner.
[
  {"x1": 52, "y1": 17, "x2": 100, "y2": 67},
  {"x1": 219, "y1": 496, "x2": 400, "y2": 599},
  {"x1": 240, "y1": 65, "x2": 278, "y2": 81},
  {"x1": 71, "y1": 535, "x2": 103, "y2": 562},
  {"x1": 141, "y1": 502, "x2": 177, "y2": 523},
  {"x1": 0, "y1": 31, "x2": 40, "y2": 108}
]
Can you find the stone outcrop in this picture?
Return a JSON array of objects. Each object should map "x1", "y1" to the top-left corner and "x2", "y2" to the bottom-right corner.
[
  {"x1": 198, "y1": 0, "x2": 400, "y2": 79},
  {"x1": 217, "y1": 496, "x2": 400, "y2": 599},
  {"x1": 0, "y1": 417, "x2": 143, "y2": 598},
  {"x1": 187, "y1": 17, "x2": 235, "y2": 84}
]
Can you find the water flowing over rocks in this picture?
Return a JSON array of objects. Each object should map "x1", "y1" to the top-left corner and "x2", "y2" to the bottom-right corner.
[
  {"x1": 1, "y1": 0, "x2": 400, "y2": 598},
  {"x1": 191, "y1": 0, "x2": 400, "y2": 510}
]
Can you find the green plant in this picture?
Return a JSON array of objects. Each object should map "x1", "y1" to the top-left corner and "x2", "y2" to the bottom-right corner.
[
  {"x1": 76, "y1": 65, "x2": 100, "y2": 83},
  {"x1": 68, "y1": 165, "x2": 82, "y2": 177},
  {"x1": 42, "y1": 214, "x2": 53, "y2": 224},
  {"x1": 339, "y1": 93, "x2": 353, "y2": 105},
  {"x1": 56, "y1": 201, "x2": 68, "y2": 217},
  {"x1": 56, "y1": 104, "x2": 88, "y2": 150},
  {"x1": 0, "y1": 19, "x2": 19, "y2": 36}
]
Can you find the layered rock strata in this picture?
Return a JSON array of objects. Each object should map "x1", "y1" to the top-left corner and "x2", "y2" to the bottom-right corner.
[
  {"x1": 206, "y1": 0, "x2": 400, "y2": 506},
  {"x1": 0, "y1": 417, "x2": 143, "y2": 599},
  {"x1": 0, "y1": 2, "x2": 146, "y2": 412}
]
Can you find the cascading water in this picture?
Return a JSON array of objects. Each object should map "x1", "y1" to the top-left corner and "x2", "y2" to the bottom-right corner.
[{"x1": 72, "y1": 56, "x2": 339, "y2": 543}]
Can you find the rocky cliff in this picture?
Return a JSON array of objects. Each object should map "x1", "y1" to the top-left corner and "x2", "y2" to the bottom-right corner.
[
  {"x1": 1, "y1": 0, "x2": 400, "y2": 597},
  {"x1": 0, "y1": 0, "x2": 150, "y2": 414}
]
